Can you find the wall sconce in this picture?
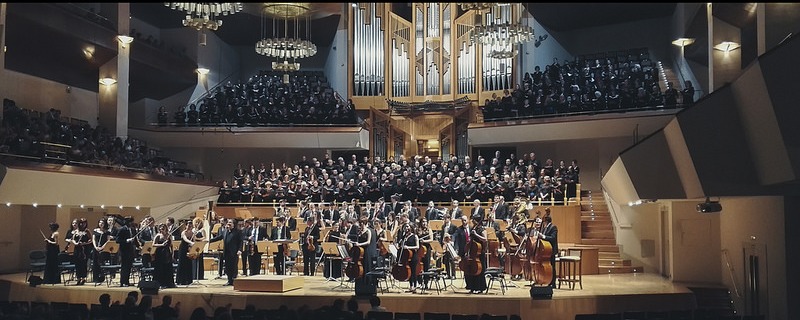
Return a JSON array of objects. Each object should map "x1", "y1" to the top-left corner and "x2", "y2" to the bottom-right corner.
[
  {"x1": 117, "y1": 35, "x2": 134, "y2": 48},
  {"x1": 99, "y1": 77, "x2": 117, "y2": 86},
  {"x1": 714, "y1": 41, "x2": 741, "y2": 53},
  {"x1": 196, "y1": 67, "x2": 210, "y2": 75},
  {"x1": 671, "y1": 38, "x2": 695, "y2": 47}
]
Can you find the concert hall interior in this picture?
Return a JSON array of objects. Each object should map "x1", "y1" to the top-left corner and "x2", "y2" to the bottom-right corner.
[{"x1": 0, "y1": 3, "x2": 798, "y2": 320}]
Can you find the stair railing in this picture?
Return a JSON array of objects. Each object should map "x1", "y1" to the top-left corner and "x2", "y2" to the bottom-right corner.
[
  {"x1": 603, "y1": 189, "x2": 632, "y2": 229},
  {"x1": 722, "y1": 249, "x2": 743, "y2": 298}
]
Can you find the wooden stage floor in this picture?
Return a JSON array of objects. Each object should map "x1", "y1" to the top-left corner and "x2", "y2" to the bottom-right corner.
[{"x1": 0, "y1": 272, "x2": 696, "y2": 320}]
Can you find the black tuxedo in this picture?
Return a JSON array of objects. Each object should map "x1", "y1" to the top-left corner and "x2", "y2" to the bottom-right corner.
[
  {"x1": 470, "y1": 207, "x2": 485, "y2": 221},
  {"x1": 246, "y1": 226, "x2": 267, "y2": 275},
  {"x1": 494, "y1": 203, "x2": 509, "y2": 221},
  {"x1": 271, "y1": 225, "x2": 290, "y2": 274},
  {"x1": 115, "y1": 224, "x2": 135, "y2": 286},
  {"x1": 540, "y1": 222, "x2": 558, "y2": 287},
  {"x1": 209, "y1": 226, "x2": 243, "y2": 285}
]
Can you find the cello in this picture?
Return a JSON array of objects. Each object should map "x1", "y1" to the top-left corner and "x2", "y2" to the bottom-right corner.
[{"x1": 345, "y1": 225, "x2": 365, "y2": 279}]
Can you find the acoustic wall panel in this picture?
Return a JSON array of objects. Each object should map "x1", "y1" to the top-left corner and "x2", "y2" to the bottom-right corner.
[
  {"x1": 731, "y1": 60, "x2": 795, "y2": 185},
  {"x1": 676, "y1": 85, "x2": 761, "y2": 196},
  {"x1": 619, "y1": 130, "x2": 686, "y2": 200},
  {"x1": 756, "y1": 33, "x2": 800, "y2": 180}
]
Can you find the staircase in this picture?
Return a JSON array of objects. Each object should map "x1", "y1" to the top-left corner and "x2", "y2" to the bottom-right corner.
[
  {"x1": 577, "y1": 190, "x2": 643, "y2": 274},
  {"x1": 657, "y1": 60, "x2": 682, "y2": 91}
]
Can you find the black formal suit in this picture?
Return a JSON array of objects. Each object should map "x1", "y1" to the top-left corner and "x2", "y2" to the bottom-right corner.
[
  {"x1": 115, "y1": 224, "x2": 135, "y2": 286},
  {"x1": 450, "y1": 207, "x2": 464, "y2": 220},
  {"x1": 494, "y1": 203, "x2": 510, "y2": 221},
  {"x1": 247, "y1": 226, "x2": 267, "y2": 275},
  {"x1": 540, "y1": 222, "x2": 558, "y2": 287},
  {"x1": 209, "y1": 226, "x2": 243, "y2": 285},
  {"x1": 271, "y1": 225, "x2": 290, "y2": 275},
  {"x1": 241, "y1": 225, "x2": 252, "y2": 275},
  {"x1": 470, "y1": 206, "x2": 485, "y2": 221},
  {"x1": 302, "y1": 223, "x2": 321, "y2": 275}
]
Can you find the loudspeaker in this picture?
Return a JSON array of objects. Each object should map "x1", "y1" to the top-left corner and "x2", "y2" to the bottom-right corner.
[
  {"x1": 28, "y1": 275, "x2": 43, "y2": 287},
  {"x1": 530, "y1": 286, "x2": 553, "y2": 300},
  {"x1": 138, "y1": 280, "x2": 160, "y2": 295}
]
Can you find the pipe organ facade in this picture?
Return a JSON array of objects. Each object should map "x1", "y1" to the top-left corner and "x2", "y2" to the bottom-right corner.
[{"x1": 349, "y1": 2, "x2": 519, "y2": 107}]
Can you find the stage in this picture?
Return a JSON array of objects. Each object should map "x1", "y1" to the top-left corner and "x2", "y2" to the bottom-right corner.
[{"x1": 0, "y1": 271, "x2": 696, "y2": 320}]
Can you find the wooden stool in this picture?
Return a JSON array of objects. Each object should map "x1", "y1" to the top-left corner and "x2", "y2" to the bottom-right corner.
[{"x1": 557, "y1": 249, "x2": 582, "y2": 290}]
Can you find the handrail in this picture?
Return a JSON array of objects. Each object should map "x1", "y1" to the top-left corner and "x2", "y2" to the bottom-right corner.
[
  {"x1": 603, "y1": 189, "x2": 631, "y2": 229},
  {"x1": 722, "y1": 249, "x2": 743, "y2": 298},
  {"x1": 184, "y1": 71, "x2": 240, "y2": 110}
]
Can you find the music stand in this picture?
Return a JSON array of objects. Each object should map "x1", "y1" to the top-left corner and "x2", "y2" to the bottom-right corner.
[
  {"x1": 428, "y1": 220, "x2": 444, "y2": 231},
  {"x1": 140, "y1": 241, "x2": 154, "y2": 256},
  {"x1": 102, "y1": 242, "x2": 119, "y2": 254},
  {"x1": 254, "y1": 240, "x2": 270, "y2": 274},
  {"x1": 188, "y1": 241, "x2": 209, "y2": 286},
  {"x1": 332, "y1": 244, "x2": 352, "y2": 290},
  {"x1": 321, "y1": 242, "x2": 340, "y2": 281}
]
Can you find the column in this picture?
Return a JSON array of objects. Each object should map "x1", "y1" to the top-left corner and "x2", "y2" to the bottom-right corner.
[{"x1": 98, "y1": 3, "x2": 131, "y2": 139}]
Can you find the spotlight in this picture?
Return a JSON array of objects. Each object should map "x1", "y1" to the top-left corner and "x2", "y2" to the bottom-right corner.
[
  {"x1": 100, "y1": 204, "x2": 105, "y2": 209},
  {"x1": 135, "y1": 206, "x2": 141, "y2": 210},
  {"x1": 57, "y1": 204, "x2": 62, "y2": 208},
  {"x1": 696, "y1": 197, "x2": 722, "y2": 213},
  {"x1": 6, "y1": 202, "x2": 11, "y2": 207},
  {"x1": 80, "y1": 204, "x2": 85, "y2": 208},
  {"x1": 119, "y1": 205, "x2": 124, "y2": 209},
  {"x1": 32, "y1": 203, "x2": 38, "y2": 208}
]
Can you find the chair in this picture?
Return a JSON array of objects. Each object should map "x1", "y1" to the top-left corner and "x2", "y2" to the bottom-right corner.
[
  {"x1": 621, "y1": 311, "x2": 646, "y2": 320},
  {"x1": 668, "y1": 310, "x2": 693, "y2": 320},
  {"x1": 26, "y1": 250, "x2": 47, "y2": 281},
  {"x1": 283, "y1": 250, "x2": 300, "y2": 275},
  {"x1": 419, "y1": 267, "x2": 444, "y2": 295},
  {"x1": 69, "y1": 303, "x2": 90, "y2": 320},
  {"x1": 365, "y1": 266, "x2": 391, "y2": 294},
  {"x1": 58, "y1": 252, "x2": 76, "y2": 285},
  {"x1": 394, "y1": 312, "x2": 421, "y2": 320},
  {"x1": 423, "y1": 312, "x2": 450, "y2": 320},
  {"x1": 644, "y1": 311, "x2": 670, "y2": 320},
  {"x1": 557, "y1": 248, "x2": 582, "y2": 290},
  {"x1": 451, "y1": 315, "x2": 479, "y2": 320},
  {"x1": 366, "y1": 311, "x2": 394, "y2": 320},
  {"x1": 480, "y1": 315, "x2": 507, "y2": 320},
  {"x1": 484, "y1": 267, "x2": 507, "y2": 295}
]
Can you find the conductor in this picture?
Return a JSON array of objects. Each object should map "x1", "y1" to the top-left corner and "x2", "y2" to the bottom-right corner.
[{"x1": 209, "y1": 219, "x2": 243, "y2": 286}]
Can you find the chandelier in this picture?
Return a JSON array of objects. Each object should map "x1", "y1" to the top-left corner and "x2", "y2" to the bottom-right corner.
[
  {"x1": 165, "y1": 2, "x2": 243, "y2": 31},
  {"x1": 255, "y1": 3, "x2": 317, "y2": 73},
  {"x1": 464, "y1": 3, "x2": 534, "y2": 59}
]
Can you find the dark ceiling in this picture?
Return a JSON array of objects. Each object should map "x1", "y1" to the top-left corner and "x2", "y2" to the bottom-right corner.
[
  {"x1": 529, "y1": 3, "x2": 677, "y2": 32},
  {"x1": 6, "y1": 3, "x2": 710, "y2": 104}
]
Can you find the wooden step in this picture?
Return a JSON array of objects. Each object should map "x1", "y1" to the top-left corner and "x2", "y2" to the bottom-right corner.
[
  {"x1": 580, "y1": 238, "x2": 616, "y2": 245},
  {"x1": 598, "y1": 252, "x2": 621, "y2": 259},
  {"x1": 581, "y1": 224, "x2": 614, "y2": 234},
  {"x1": 581, "y1": 216, "x2": 612, "y2": 222},
  {"x1": 581, "y1": 222, "x2": 613, "y2": 230},
  {"x1": 599, "y1": 265, "x2": 643, "y2": 274},
  {"x1": 581, "y1": 210, "x2": 610, "y2": 215},
  {"x1": 581, "y1": 232, "x2": 615, "y2": 240},
  {"x1": 572, "y1": 244, "x2": 620, "y2": 253},
  {"x1": 599, "y1": 258, "x2": 632, "y2": 267}
]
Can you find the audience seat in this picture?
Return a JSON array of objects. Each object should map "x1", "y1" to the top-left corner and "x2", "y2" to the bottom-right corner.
[
  {"x1": 394, "y1": 312, "x2": 421, "y2": 320},
  {"x1": 365, "y1": 311, "x2": 393, "y2": 320},
  {"x1": 422, "y1": 312, "x2": 450, "y2": 320}
]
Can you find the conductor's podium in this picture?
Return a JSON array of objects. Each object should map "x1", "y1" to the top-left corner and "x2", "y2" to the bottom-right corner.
[{"x1": 233, "y1": 275, "x2": 304, "y2": 292}]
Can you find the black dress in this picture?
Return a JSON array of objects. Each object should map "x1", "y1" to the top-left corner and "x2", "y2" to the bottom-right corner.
[
  {"x1": 175, "y1": 232, "x2": 193, "y2": 285},
  {"x1": 73, "y1": 231, "x2": 91, "y2": 280},
  {"x1": 43, "y1": 235, "x2": 61, "y2": 284},
  {"x1": 154, "y1": 236, "x2": 175, "y2": 288},
  {"x1": 191, "y1": 230, "x2": 205, "y2": 280},
  {"x1": 91, "y1": 229, "x2": 109, "y2": 283}
]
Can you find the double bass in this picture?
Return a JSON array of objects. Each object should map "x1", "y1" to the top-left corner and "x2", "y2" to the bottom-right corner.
[
  {"x1": 527, "y1": 213, "x2": 554, "y2": 286},
  {"x1": 391, "y1": 233, "x2": 413, "y2": 281},
  {"x1": 458, "y1": 226, "x2": 484, "y2": 276}
]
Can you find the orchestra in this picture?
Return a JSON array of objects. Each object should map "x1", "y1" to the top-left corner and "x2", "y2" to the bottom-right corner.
[{"x1": 41, "y1": 199, "x2": 557, "y2": 295}]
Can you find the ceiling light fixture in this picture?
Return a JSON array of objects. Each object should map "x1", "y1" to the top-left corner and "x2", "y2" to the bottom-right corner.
[
  {"x1": 196, "y1": 67, "x2": 210, "y2": 75},
  {"x1": 99, "y1": 77, "x2": 117, "y2": 86},
  {"x1": 256, "y1": 3, "x2": 317, "y2": 74},
  {"x1": 465, "y1": 3, "x2": 534, "y2": 59},
  {"x1": 672, "y1": 37, "x2": 695, "y2": 47},
  {"x1": 714, "y1": 41, "x2": 741, "y2": 52},
  {"x1": 117, "y1": 35, "x2": 134, "y2": 48},
  {"x1": 165, "y1": 2, "x2": 243, "y2": 31}
]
